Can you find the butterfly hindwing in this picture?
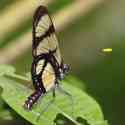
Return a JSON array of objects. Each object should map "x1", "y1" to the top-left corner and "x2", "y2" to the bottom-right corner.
[{"x1": 42, "y1": 62, "x2": 56, "y2": 91}]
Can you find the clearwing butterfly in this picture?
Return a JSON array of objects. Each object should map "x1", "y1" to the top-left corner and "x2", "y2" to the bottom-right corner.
[{"x1": 24, "y1": 5, "x2": 70, "y2": 110}]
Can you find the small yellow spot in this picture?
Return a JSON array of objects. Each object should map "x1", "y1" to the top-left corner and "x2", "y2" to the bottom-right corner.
[{"x1": 102, "y1": 48, "x2": 112, "y2": 53}]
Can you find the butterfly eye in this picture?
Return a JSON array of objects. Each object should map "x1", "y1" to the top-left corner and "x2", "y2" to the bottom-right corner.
[{"x1": 63, "y1": 64, "x2": 70, "y2": 74}]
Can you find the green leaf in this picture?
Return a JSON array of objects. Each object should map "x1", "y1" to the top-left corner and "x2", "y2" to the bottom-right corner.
[
  {"x1": 0, "y1": 65, "x2": 107, "y2": 125},
  {"x1": 0, "y1": 109, "x2": 14, "y2": 120},
  {"x1": 0, "y1": 98, "x2": 14, "y2": 120},
  {"x1": 0, "y1": 64, "x2": 15, "y2": 76},
  {"x1": 0, "y1": 75, "x2": 107, "y2": 125},
  {"x1": 0, "y1": 64, "x2": 30, "y2": 82},
  {"x1": 65, "y1": 75, "x2": 86, "y2": 90}
]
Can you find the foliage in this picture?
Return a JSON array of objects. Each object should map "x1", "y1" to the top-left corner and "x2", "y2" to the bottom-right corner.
[{"x1": 0, "y1": 65, "x2": 107, "y2": 125}]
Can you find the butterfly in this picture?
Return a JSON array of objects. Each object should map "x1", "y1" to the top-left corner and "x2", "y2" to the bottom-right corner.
[{"x1": 24, "y1": 5, "x2": 70, "y2": 110}]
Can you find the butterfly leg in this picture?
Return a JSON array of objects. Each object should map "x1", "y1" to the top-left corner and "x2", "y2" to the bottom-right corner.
[
  {"x1": 55, "y1": 82, "x2": 72, "y2": 98},
  {"x1": 36, "y1": 89, "x2": 56, "y2": 121},
  {"x1": 56, "y1": 83, "x2": 74, "y2": 116}
]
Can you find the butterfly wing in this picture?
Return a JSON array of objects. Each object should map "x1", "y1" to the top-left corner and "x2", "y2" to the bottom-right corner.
[
  {"x1": 24, "y1": 6, "x2": 65, "y2": 110},
  {"x1": 32, "y1": 6, "x2": 62, "y2": 66}
]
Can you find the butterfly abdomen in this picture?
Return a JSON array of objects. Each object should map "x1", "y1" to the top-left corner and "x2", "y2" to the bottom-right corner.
[{"x1": 24, "y1": 90, "x2": 43, "y2": 110}]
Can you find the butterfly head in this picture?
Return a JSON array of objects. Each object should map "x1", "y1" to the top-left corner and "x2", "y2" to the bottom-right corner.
[
  {"x1": 62, "y1": 64, "x2": 70, "y2": 74},
  {"x1": 59, "y1": 64, "x2": 70, "y2": 80}
]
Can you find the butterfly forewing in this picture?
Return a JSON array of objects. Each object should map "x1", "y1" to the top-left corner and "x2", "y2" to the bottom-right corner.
[{"x1": 33, "y1": 6, "x2": 62, "y2": 65}]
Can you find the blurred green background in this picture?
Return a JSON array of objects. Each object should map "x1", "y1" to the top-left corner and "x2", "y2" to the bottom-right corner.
[{"x1": 0, "y1": 0, "x2": 124, "y2": 125}]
